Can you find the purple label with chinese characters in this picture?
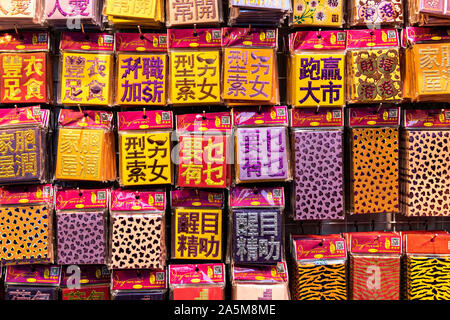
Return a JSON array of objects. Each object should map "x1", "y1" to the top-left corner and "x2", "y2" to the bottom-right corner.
[
  {"x1": 6, "y1": 286, "x2": 58, "y2": 300},
  {"x1": 233, "y1": 209, "x2": 282, "y2": 264},
  {"x1": 0, "y1": 127, "x2": 43, "y2": 184},
  {"x1": 236, "y1": 127, "x2": 288, "y2": 182}
]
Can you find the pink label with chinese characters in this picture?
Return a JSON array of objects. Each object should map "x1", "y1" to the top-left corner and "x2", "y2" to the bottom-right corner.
[
  {"x1": 404, "y1": 109, "x2": 450, "y2": 128},
  {"x1": 0, "y1": 184, "x2": 53, "y2": 205},
  {"x1": 5, "y1": 265, "x2": 61, "y2": 285},
  {"x1": 222, "y1": 28, "x2": 277, "y2": 47},
  {"x1": 60, "y1": 33, "x2": 114, "y2": 52},
  {"x1": 115, "y1": 33, "x2": 168, "y2": 52},
  {"x1": 171, "y1": 190, "x2": 224, "y2": 208},
  {"x1": 110, "y1": 189, "x2": 166, "y2": 212},
  {"x1": 0, "y1": 32, "x2": 49, "y2": 51},
  {"x1": 60, "y1": 265, "x2": 111, "y2": 286},
  {"x1": 348, "y1": 232, "x2": 402, "y2": 254},
  {"x1": 290, "y1": 31, "x2": 347, "y2": 51},
  {"x1": 229, "y1": 187, "x2": 284, "y2": 208},
  {"x1": 176, "y1": 112, "x2": 232, "y2": 133},
  {"x1": 348, "y1": 106, "x2": 400, "y2": 127},
  {"x1": 117, "y1": 110, "x2": 173, "y2": 131},
  {"x1": 169, "y1": 264, "x2": 225, "y2": 285},
  {"x1": 58, "y1": 109, "x2": 113, "y2": 129},
  {"x1": 404, "y1": 27, "x2": 450, "y2": 45},
  {"x1": 291, "y1": 107, "x2": 344, "y2": 127},
  {"x1": 168, "y1": 29, "x2": 222, "y2": 49},
  {"x1": 233, "y1": 262, "x2": 288, "y2": 283},
  {"x1": 293, "y1": 236, "x2": 347, "y2": 260},
  {"x1": 55, "y1": 188, "x2": 108, "y2": 210},
  {"x1": 112, "y1": 269, "x2": 166, "y2": 290},
  {"x1": 233, "y1": 106, "x2": 288, "y2": 126},
  {"x1": 347, "y1": 29, "x2": 399, "y2": 49},
  {"x1": 0, "y1": 106, "x2": 47, "y2": 127}
]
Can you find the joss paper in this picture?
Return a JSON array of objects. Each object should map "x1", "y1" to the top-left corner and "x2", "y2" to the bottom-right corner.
[
  {"x1": 112, "y1": 291, "x2": 166, "y2": 300},
  {"x1": 45, "y1": 0, "x2": 102, "y2": 27},
  {"x1": 232, "y1": 284, "x2": 290, "y2": 300},
  {"x1": 232, "y1": 209, "x2": 282, "y2": 264},
  {"x1": 0, "y1": 0, "x2": 43, "y2": 29},
  {"x1": 177, "y1": 134, "x2": 228, "y2": 189},
  {"x1": 0, "y1": 127, "x2": 45, "y2": 184},
  {"x1": 117, "y1": 53, "x2": 167, "y2": 106},
  {"x1": 5, "y1": 286, "x2": 58, "y2": 300},
  {"x1": 292, "y1": 0, "x2": 344, "y2": 27},
  {"x1": 0, "y1": 52, "x2": 50, "y2": 104},
  {"x1": 104, "y1": 0, "x2": 164, "y2": 26},
  {"x1": 119, "y1": 132, "x2": 172, "y2": 186},
  {"x1": 228, "y1": 0, "x2": 291, "y2": 27},
  {"x1": 290, "y1": 53, "x2": 345, "y2": 107},
  {"x1": 56, "y1": 211, "x2": 107, "y2": 265},
  {"x1": 347, "y1": 48, "x2": 402, "y2": 103},
  {"x1": 173, "y1": 208, "x2": 222, "y2": 260},
  {"x1": 60, "y1": 52, "x2": 113, "y2": 106},
  {"x1": 62, "y1": 285, "x2": 110, "y2": 300},
  {"x1": 405, "y1": 255, "x2": 450, "y2": 300},
  {"x1": 291, "y1": 261, "x2": 347, "y2": 300},
  {"x1": 293, "y1": 130, "x2": 344, "y2": 220},
  {"x1": 0, "y1": 205, "x2": 53, "y2": 264},
  {"x1": 350, "y1": 127, "x2": 399, "y2": 214},
  {"x1": 172, "y1": 286, "x2": 224, "y2": 300},
  {"x1": 350, "y1": 255, "x2": 400, "y2": 300},
  {"x1": 401, "y1": 129, "x2": 450, "y2": 217},
  {"x1": 166, "y1": 0, "x2": 221, "y2": 26},
  {"x1": 349, "y1": 0, "x2": 403, "y2": 27},
  {"x1": 235, "y1": 127, "x2": 289, "y2": 183},
  {"x1": 223, "y1": 48, "x2": 274, "y2": 102},
  {"x1": 169, "y1": 51, "x2": 221, "y2": 105}
]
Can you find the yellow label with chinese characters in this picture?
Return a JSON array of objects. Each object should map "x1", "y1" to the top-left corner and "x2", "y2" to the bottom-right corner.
[
  {"x1": 60, "y1": 52, "x2": 113, "y2": 106},
  {"x1": 223, "y1": 48, "x2": 274, "y2": 101},
  {"x1": 119, "y1": 132, "x2": 172, "y2": 186},
  {"x1": 55, "y1": 128, "x2": 104, "y2": 181},
  {"x1": 291, "y1": 53, "x2": 345, "y2": 107},
  {"x1": 116, "y1": 53, "x2": 167, "y2": 106},
  {"x1": 169, "y1": 51, "x2": 221, "y2": 105},
  {"x1": 173, "y1": 208, "x2": 222, "y2": 260}
]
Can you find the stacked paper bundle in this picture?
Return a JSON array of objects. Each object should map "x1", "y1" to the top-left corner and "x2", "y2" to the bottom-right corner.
[
  {"x1": 0, "y1": 0, "x2": 43, "y2": 30},
  {"x1": 104, "y1": 0, "x2": 164, "y2": 28},
  {"x1": 228, "y1": 0, "x2": 291, "y2": 26}
]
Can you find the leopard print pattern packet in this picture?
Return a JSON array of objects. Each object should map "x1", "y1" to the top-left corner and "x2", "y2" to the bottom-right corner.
[
  {"x1": 110, "y1": 214, "x2": 166, "y2": 269},
  {"x1": 293, "y1": 130, "x2": 344, "y2": 220},
  {"x1": 350, "y1": 127, "x2": 399, "y2": 214},
  {"x1": 0, "y1": 205, "x2": 53, "y2": 263},
  {"x1": 401, "y1": 130, "x2": 450, "y2": 217},
  {"x1": 57, "y1": 211, "x2": 107, "y2": 265}
]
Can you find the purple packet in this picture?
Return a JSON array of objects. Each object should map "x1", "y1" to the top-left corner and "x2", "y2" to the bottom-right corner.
[
  {"x1": 293, "y1": 130, "x2": 344, "y2": 220},
  {"x1": 233, "y1": 209, "x2": 282, "y2": 264},
  {"x1": 6, "y1": 285, "x2": 58, "y2": 300}
]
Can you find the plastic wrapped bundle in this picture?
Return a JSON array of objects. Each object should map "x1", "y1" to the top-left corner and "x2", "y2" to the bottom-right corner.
[
  {"x1": 408, "y1": 0, "x2": 450, "y2": 26},
  {"x1": 169, "y1": 264, "x2": 226, "y2": 300},
  {"x1": 111, "y1": 269, "x2": 167, "y2": 300},
  {"x1": 55, "y1": 109, "x2": 116, "y2": 182},
  {"x1": 403, "y1": 232, "x2": 450, "y2": 300},
  {"x1": 348, "y1": 106, "x2": 400, "y2": 215},
  {"x1": 231, "y1": 263, "x2": 290, "y2": 300},
  {"x1": 290, "y1": 235, "x2": 347, "y2": 300},
  {"x1": 287, "y1": 30, "x2": 346, "y2": 108},
  {"x1": 166, "y1": 0, "x2": 222, "y2": 27},
  {"x1": 233, "y1": 106, "x2": 291, "y2": 184},
  {"x1": 45, "y1": 0, "x2": 103, "y2": 29},
  {"x1": 60, "y1": 265, "x2": 111, "y2": 300},
  {"x1": 175, "y1": 112, "x2": 232, "y2": 189},
  {"x1": 0, "y1": 185, "x2": 54, "y2": 265},
  {"x1": 55, "y1": 188, "x2": 109, "y2": 265},
  {"x1": 171, "y1": 190, "x2": 224, "y2": 261},
  {"x1": 291, "y1": 108, "x2": 344, "y2": 220},
  {"x1": 346, "y1": 232, "x2": 401, "y2": 300},
  {"x1": 0, "y1": 106, "x2": 50, "y2": 185},
  {"x1": 0, "y1": 0, "x2": 43, "y2": 30},
  {"x1": 222, "y1": 27, "x2": 279, "y2": 107},
  {"x1": 400, "y1": 109, "x2": 450, "y2": 217},
  {"x1": 4, "y1": 265, "x2": 61, "y2": 300},
  {"x1": 109, "y1": 189, "x2": 167, "y2": 269},
  {"x1": 228, "y1": 0, "x2": 291, "y2": 27},
  {"x1": 104, "y1": 0, "x2": 164, "y2": 28},
  {"x1": 291, "y1": 0, "x2": 344, "y2": 27},
  {"x1": 118, "y1": 110, "x2": 173, "y2": 187}
]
